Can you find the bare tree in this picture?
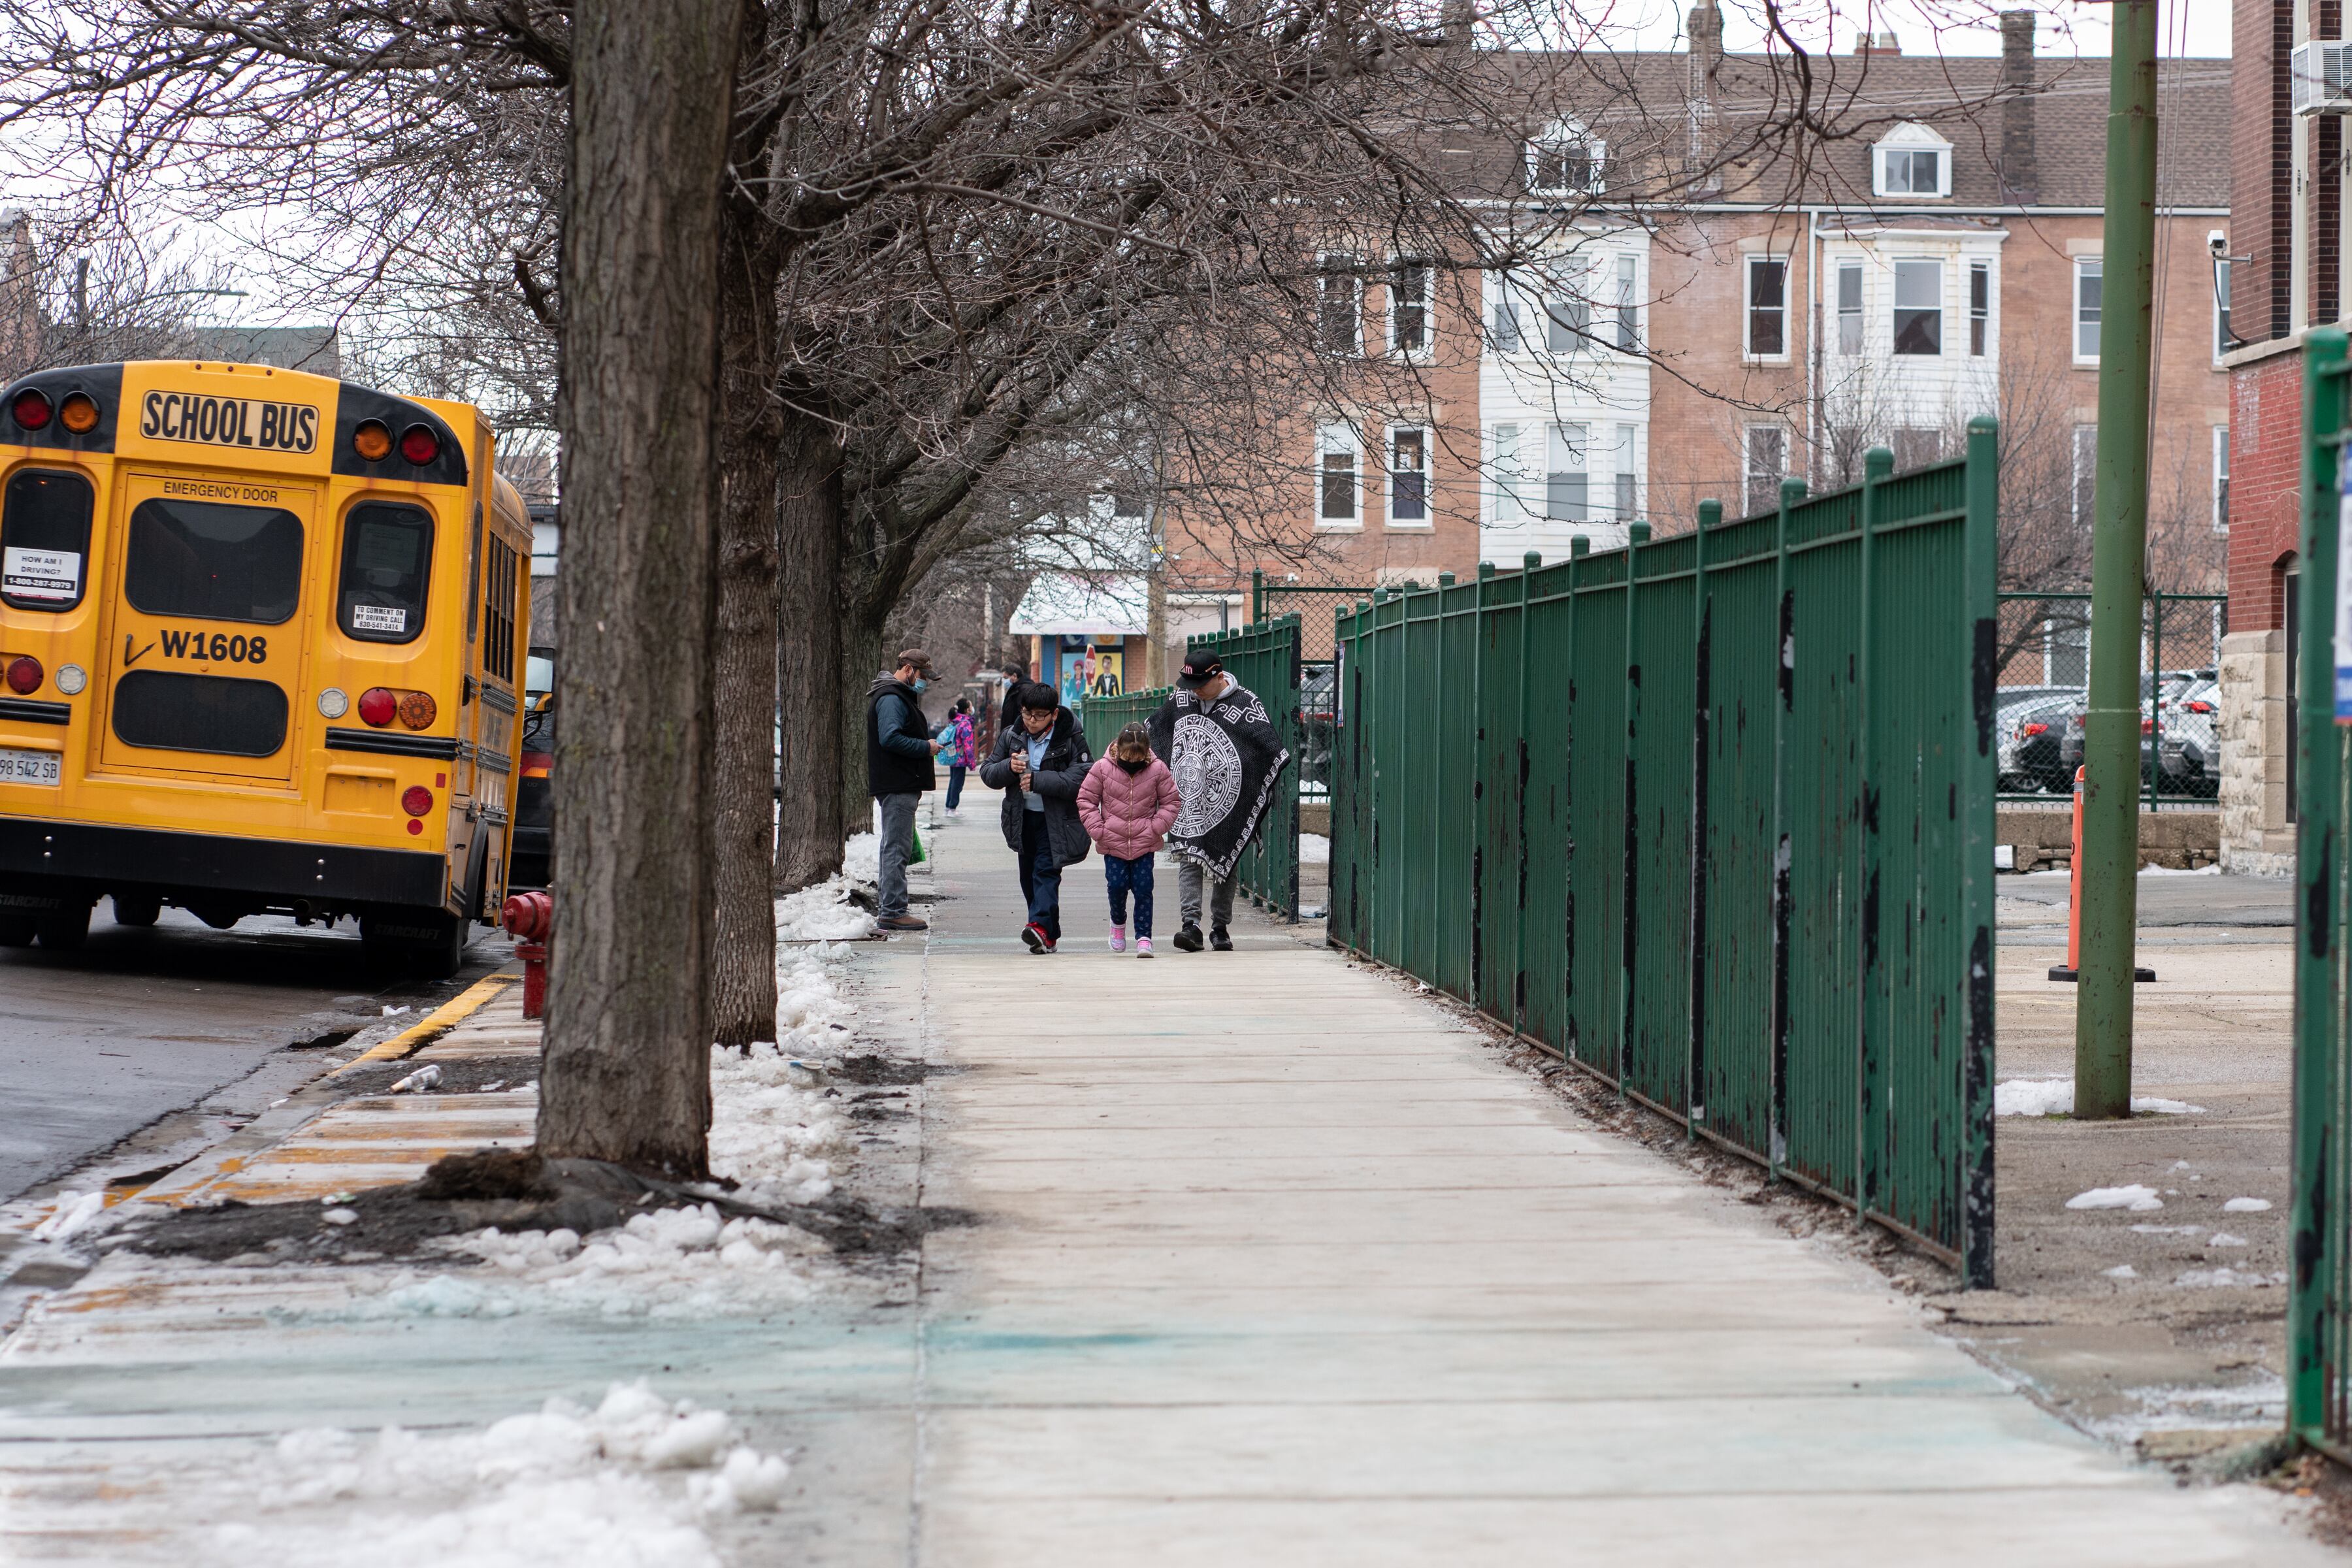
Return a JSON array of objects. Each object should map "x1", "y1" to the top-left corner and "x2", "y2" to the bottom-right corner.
[{"x1": 532, "y1": 0, "x2": 740, "y2": 1177}]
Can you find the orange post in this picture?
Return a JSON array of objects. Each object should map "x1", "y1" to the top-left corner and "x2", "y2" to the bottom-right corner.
[{"x1": 2048, "y1": 764, "x2": 2153, "y2": 984}]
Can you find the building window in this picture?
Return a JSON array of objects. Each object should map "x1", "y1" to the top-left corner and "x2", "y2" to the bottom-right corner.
[
  {"x1": 1318, "y1": 256, "x2": 1360, "y2": 355},
  {"x1": 1968, "y1": 261, "x2": 1990, "y2": 356},
  {"x1": 1612, "y1": 424, "x2": 1639, "y2": 519},
  {"x1": 2071, "y1": 423, "x2": 2098, "y2": 530},
  {"x1": 1491, "y1": 424, "x2": 1525, "y2": 521},
  {"x1": 1872, "y1": 125, "x2": 1951, "y2": 198},
  {"x1": 1614, "y1": 254, "x2": 1639, "y2": 351},
  {"x1": 1836, "y1": 261, "x2": 1864, "y2": 355},
  {"x1": 2214, "y1": 257, "x2": 2233, "y2": 361},
  {"x1": 1544, "y1": 277, "x2": 1589, "y2": 352},
  {"x1": 1110, "y1": 489, "x2": 1147, "y2": 518},
  {"x1": 1743, "y1": 425, "x2": 1786, "y2": 516},
  {"x1": 1390, "y1": 427, "x2": 1429, "y2": 525},
  {"x1": 1318, "y1": 425, "x2": 1358, "y2": 525},
  {"x1": 1545, "y1": 423, "x2": 1588, "y2": 521},
  {"x1": 1891, "y1": 429, "x2": 1941, "y2": 472},
  {"x1": 1893, "y1": 259, "x2": 1941, "y2": 355},
  {"x1": 1744, "y1": 255, "x2": 1788, "y2": 359},
  {"x1": 1529, "y1": 122, "x2": 1603, "y2": 195},
  {"x1": 2074, "y1": 258, "x2": 2102, "y2": 362},
  {"x1": 1391, "y1": 259, "x2": 1430, "y2": 354},
  {"x1": 1489, "y1": 275, "x2": 1521, "y2": 353},
  {"x1": 2213, "y1": 425, "x2": 2230, "y2": 534}
]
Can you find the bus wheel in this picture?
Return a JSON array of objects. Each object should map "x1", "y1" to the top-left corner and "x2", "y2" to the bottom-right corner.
[
  {"x1": 0, "y1": 914, "x2": 33, "y2": 947},
  {"x1": 35, "y1": 904, "x2": 90, "y2": 951},
  {"x1": 362, "y1": 909, "x2": 469, "y2": 981},
  {"x1": 111, "y1": 894, "x2": 161, "y2": 928}
]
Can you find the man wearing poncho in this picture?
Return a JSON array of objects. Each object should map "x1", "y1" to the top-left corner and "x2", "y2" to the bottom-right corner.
[{"x1": 1148, "y1": 656, "x2": 1291, "y2": 952}]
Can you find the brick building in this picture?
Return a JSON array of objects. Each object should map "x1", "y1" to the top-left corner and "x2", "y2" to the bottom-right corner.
[{"x1": 2218, "y1": 0, "x2": 2336, "y2": 872}]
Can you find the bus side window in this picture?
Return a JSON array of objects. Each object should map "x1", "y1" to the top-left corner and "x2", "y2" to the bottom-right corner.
[
  {"x1": 465, "y1": 501, "x2": 483, "y2": 643},
  {"x1": 336, "y1": 502, "x2": 433, "y2": 644},
  {"x1": 1, "y1": 468, "x2": 97, "y2": 612}
]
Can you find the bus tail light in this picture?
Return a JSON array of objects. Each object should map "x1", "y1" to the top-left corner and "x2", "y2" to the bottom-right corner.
[
  {"x1": 397, "y1": 691, "x2": 438, "y2": 729},
  {"x1": 357, "y1": 687, "x2": 398, "y2": 727},
  {"x1": 4, "y1": 655, "x2": 40, "y2": 694},
  {"x1": 57, "y1": 392, "x2": 99, "y2": 434},
  {"x1": 352, "y1": 420, "x2": 392, "y2": 462},
  {"x1": 399, "y1": 424, "x2": 440, "y2": 465},
  {"x1": 10, "y1": 389, "x2": 51, "y2": 431},
  {"x1": 402, "y1": 785, "x2": 433, "y2": 817}
]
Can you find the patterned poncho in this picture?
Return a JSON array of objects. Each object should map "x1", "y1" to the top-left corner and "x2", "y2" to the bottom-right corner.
[{"x1": 1149, "y1": 680, "x2": 1292, "y2": 881}]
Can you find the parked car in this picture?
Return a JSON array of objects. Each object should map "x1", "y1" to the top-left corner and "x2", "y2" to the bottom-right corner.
[
  {"x1": 1997, "y1": 692, "x2": 2075, "y2": 793},
  {"x1": 2055, "y1": 670, "x2": 2221, "y2": 798},
  {"x1": 1299, "y1": 664, "x2": 1337, "y2": 794}
]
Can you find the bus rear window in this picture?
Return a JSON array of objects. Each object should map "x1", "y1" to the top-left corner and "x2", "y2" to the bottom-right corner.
[
  {"x1": 112, "y1": 670, "x2": 289, "y2": 757},
  {"x1": 2, "y1": 468, "x2": 96, "y2": 612},
  {"x1": 125, "y1": 498, "x2": 304, "y2": 625},
  {"x1": 337, "y1": 502, "x2": 433, "y2": 643}
]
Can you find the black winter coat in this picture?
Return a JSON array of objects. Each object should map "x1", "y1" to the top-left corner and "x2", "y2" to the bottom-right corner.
[{"x1": 979, "y1": 707, "x2": 1093, "y2": 868}]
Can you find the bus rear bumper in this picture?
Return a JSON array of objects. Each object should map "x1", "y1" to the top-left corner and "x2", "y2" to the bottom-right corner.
[{"x1": 0, "y1": 817, "x2": 447, "y2": 908}]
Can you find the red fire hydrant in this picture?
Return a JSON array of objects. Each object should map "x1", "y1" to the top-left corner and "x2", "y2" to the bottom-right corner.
[{"x1": 502, "y1": 889, "x2": 553, "y2": 1019}]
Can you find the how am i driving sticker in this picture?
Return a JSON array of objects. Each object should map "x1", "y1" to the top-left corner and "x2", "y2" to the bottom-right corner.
[
  {"x1": 3, "y1": 546, "x2": 80, "y2": 602},
  {"x1": 351, "y1": 604, "x2": 407, "y2": 633}
]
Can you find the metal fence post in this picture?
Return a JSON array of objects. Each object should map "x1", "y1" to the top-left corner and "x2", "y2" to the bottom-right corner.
[
  {"x1": 2148, "y1": 590, "x2": 2163, "y2": 810},
  {"x1": 1513, "y1": 552, "x2": 1539, "y2": 1036},
  {"x1": 1689, "y1": 500, "x2": 1718, "y2": 1137},
  {"x1": 1769, "y1": 476, "x2": 1806, "y2": 1175},
  {"x1": 1473, "y1": 561, "x2": 1495, "y2": 1000},
  {"x1": 2291, "y1": 328, "x2": 2349, "y2": 1444},
  {"x1": 1963, "y1": 415, "x2": 2001, "y2": 1289},
  {"x1": 1620, "y1": 523, "x2": 1650, "y2": 1091},
  {"x1": 1857, "y1": 448, "x2": 1891, "y2": 1223},
  {"x1": 1252, "y1": 568, "x2": 1265, "y2": 628},
  {"x1": 1565, "y1": 540, "x2": 1589, "y2": 1053}
]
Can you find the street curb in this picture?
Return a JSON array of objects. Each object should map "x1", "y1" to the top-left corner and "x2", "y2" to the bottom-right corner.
[{"x1": 325, "y1": 971, "x2": 520, "y2": 1078}]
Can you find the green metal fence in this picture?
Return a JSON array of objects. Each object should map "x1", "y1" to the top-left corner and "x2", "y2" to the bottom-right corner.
[
  {"x1": 1187, "y1": 617, "x2": 1304, "y2": 919},
  {"x1": 1079, "y1": 685, "x2": 1168, "y2": 755},
  {"x1": 1330, "y1": 425, "x2": 2000, "y2": 1280},
  {"x1": 2292, "y1": 329, "x2": 2352, "y2": 1460}
]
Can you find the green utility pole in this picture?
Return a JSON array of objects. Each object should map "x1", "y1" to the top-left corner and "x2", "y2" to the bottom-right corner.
[{"x1": 2074, "y1": 0, "x2": 2159, "y2": 1120}]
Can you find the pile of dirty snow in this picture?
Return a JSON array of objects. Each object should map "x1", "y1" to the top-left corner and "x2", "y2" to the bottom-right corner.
[
  {"x1": 200, "y1": 1380, "x2": 787, "y2": 1568},
  {"x1": 1300, "y1": 832, "x2": 1331, "y2": 865},
  {"x1": 842, "y1": 830, "x2": 880, "y2": 887},
  {"x1": 1994, "y1": 1079, "x2": 2204, "y2": 1117},
  {"x1": 776, "y1": 874, "x2": 874, "y2": 943}
]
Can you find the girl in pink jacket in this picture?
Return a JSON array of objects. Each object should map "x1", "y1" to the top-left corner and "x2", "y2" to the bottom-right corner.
[{"x1": 1077, "y1": 722, "x2": 1180, "y2": 955}]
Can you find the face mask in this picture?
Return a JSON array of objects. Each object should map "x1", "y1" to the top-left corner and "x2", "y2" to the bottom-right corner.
[
  {"x1": 910, "y1": 677, "x2": 927, "y2": 693},
  {"x1": 1116, "y1": 753, "x2": 1149, "y2": 774}
]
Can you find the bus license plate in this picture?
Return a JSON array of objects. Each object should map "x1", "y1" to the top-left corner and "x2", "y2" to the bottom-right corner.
[{"x1": 0, "y1": 748, "x2": 61, "y2": 785}]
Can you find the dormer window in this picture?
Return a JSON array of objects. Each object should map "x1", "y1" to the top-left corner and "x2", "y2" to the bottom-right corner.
[
  {"x1": 1529, "y1": 120, "x2": 1604, "y2": 196},
  {"x1": 1872, "y1": 123, "x2": 1951, "y2": 199}
]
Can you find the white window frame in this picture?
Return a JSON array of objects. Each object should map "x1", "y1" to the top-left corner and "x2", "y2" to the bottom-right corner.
[
  {"x1": 1744, "y1": 253, "x2": 1791, "y2": 362},
  {"x1": 2212, "y1": 425, "x2": 2230, "y2": 534},
  {"x1": 1487, "y1": 272, "x2": 1523, "y2": 355},
  {"x1": 1389, "y1": 257, "x2": 1433, "y2": 358},
  {"x1": 1544, "y1": 422, "x2": 1589, "y2": 523},
  {"x1": 1967, "y1": 259, "x2": 1992, "y2": 357},
  {"x1": 1742, "y1": 425, "x2": 1787, "y2": 517},
  {"x1": 1387, "y1": 425, "x2": 1432, "y2": 529},
  {"x1": 1541, "y1": 262, "x2": 1591, "y2": 355},
  {"x1": 1317, "y1": 253, "x2": 1360, "y2": 357},
  {"x1": 1892, "y1": 257, "x2": 1942, "y2": 357},
  {"x1": 2213, "y1": 256, "x2": 2233, "y2": 364},
  {"x1": 1835, "y1": 259, "x2": 1865, "y2": 356},
  {"x1": 2074, "y1": 257, "x2": 2102, "y2": 365},
  {"x1": 1527, "y1": 120, "x2": 1605, "y2": 197},
  {"x1": 1490, "y1": 424, "x2": 1527, "y2": 523},
  {"x1": 2070, "y1": 423, "x2": 2098, "y2": 531},
  {"x1": 1871, "y1": 123, "x2": 1952, "y2": 199},
  {"x1": 1316, "y1": 423, "x2": 1361, "y2": 530},
  {"x1": 1610, "y1": 423, "x2": 1641, "y2": 521},
  {"x1": 1612, "y1": 253, "x2": 1639, "y2": 352}
]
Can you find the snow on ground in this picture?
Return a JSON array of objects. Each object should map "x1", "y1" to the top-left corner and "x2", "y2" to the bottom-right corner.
[
  {"x1": 2221, "y1": 1196, "x2": 2273, "y2": 1213},
  {"x1": 1301, "y1": 832, "x2": 1331, "y2": 866},
  {"x1": 1993, "y1": 1079, "x2": 2205, "y2": 1117},
  {"x1": 842, "y1": 829, "x2": 880, "y2": 886},
  {"x1": 182, "y1": 1381, "x2": 788, "y2": 1568},
  {"x1": 2065, "y1": 1184, "x2": 2166, "y2": 1213}
]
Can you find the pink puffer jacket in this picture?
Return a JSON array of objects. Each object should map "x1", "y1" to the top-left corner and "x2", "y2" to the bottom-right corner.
[{"x1": 1078, "y1": 753, "x2": 1180, "y2": 860}]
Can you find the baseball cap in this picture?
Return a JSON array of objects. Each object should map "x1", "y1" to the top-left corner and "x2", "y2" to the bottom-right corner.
[{"x1": 1176, "y1": 657, "x2": 1224, "y2": 691}]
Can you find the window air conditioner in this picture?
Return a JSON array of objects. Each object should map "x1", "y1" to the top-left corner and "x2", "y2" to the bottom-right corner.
[{"x1": 2295, "y1": 41, "x2": 2352, "y2": 115}]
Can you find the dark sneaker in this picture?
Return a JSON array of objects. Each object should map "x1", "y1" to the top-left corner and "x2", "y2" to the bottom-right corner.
[
  {"x1": 1172, "y1": 923, "x2": 1204, "y2": 953},
  {"x1": 875, "y1": 913, "x2": 928, "y2": 932},
  {"x1": 1210, "y1": 926, "x2": 1233, "y2": 951},
  {"x1": 1022, "y1": 921, "x2": 1054, "y2": 953}
]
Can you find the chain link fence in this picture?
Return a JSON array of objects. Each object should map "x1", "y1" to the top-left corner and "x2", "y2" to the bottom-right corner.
[
  {"x1": 1253, "y1": 573, "x2": 1377, "y2": 802},
  {"x1": 1993, "y1": 591, "x2": 2227, "y2": 809}
]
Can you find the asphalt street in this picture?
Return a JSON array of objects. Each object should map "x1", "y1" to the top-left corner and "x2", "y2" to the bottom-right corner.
[{"x1": 0, "y1": 906, "x2": 507, "y2": 1202}]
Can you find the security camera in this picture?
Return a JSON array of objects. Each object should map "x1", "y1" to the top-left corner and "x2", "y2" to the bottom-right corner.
[{"x1": 2208, "y1": 230, "x2": 2228, "y2": 257}]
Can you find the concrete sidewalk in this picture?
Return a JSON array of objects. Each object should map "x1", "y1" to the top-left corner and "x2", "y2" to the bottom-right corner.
[{"x1": 904, "y1": 819, "x2": 2327, "y2": 1563}]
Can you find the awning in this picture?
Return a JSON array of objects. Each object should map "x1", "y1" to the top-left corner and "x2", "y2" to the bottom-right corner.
[{"x1": 1007, "y1": 571, "x2": 1148, "y2": 637}]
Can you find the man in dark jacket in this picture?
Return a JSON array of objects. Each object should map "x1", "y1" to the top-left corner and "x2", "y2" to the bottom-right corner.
[
  {"x1": 979, "y1": 681, "x2": 1092, "y2": 952},
  {"x1": 868, "y1": 649, "x2": 948, "y2": 934}
]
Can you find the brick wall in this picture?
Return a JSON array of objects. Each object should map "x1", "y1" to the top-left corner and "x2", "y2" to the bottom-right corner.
[{"x1": 2225, "y1": 347, "x2": 2302, "y2": 630}]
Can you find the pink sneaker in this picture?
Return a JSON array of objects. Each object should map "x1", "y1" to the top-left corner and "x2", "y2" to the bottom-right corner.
[
  {"x1": 1135, "y1": 937, "x2": 1154, "y2": 957},
  {"x1": 1109, "y1": 924, "x2": 1126, "y2": 953}
]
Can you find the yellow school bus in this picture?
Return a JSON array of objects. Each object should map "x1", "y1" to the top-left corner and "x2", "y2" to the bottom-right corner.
[{"x1": 0, "y1": 359, "x2": 531, "y2": 975}]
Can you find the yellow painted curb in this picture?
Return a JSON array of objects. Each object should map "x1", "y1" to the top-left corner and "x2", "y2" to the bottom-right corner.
[{"x1": 330, "y1": 970, "x2": 521, "y2": 1077}]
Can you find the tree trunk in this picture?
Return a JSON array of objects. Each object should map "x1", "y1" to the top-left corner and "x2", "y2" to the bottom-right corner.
[
  {"x1": 838, "y1": 602, "x2": 889, "y2": 836},
  {"x1": 539, "y1": 0, "x2": 742, "y2": 1177},
  {"x1": 774, "y1": 410, "x2": 847, "y2": 890},
  {"x1": 709, "y1": 202, "x2": 784, "y2": 1049}
]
